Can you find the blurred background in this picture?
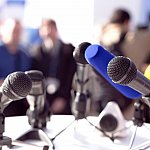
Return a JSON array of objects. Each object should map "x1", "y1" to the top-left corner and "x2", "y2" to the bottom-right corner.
[
  {"x1": 0, "y1": 0, "x2": 149, "y2": 47},
  {"x1": 0, "y1": 0, "x2": 150, "y2": 118}
]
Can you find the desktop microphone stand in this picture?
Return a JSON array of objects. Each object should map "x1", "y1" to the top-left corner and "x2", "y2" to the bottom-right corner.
[
  {"x1": 0, "y1": 102, "x2": 50, "y2": 150},
  {"x1": 48, "y1": 90, "x2": 101, "y2": 149},
  {"x1": 50, "y1": 74, "x2": 91, "y2": 135},
  {"x1": 15, "y1": 105, "x2": 54, "y2": 149},
  {"x1": 26, "y1": 102, "x2": 51, "y2": 129}
]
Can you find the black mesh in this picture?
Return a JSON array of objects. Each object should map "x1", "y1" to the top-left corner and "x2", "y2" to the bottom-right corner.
[
  {"x1": 107, "y1": 56, "x2": 137, "y2": 85},
  {"x1": 2, "y1": 72, "x2": 32, "y2": 100},
  {"x1": 100, "y1": 114, "x2": 118, "y2": 132},
  {"x1": 73, "y1": 42, "x2": 91, "y2": 64}
]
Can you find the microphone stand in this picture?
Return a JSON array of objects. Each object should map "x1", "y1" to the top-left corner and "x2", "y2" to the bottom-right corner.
[
  {"x1": 0, "y1": 106, "x2": 11, "y2": 150},
  {"x1": 128, "y1": 97, "x2": 150, "y2": 149},
  {"x1": 45, "y1": 91, "x2": 92, "y2": 150},
  {"x1": 14, "y1": 70, "x2": 54, "y2": 149},
  {"x1": 0, "y1": 103, "x2": 47, "y2": 150},
  {"x1": 15, "y1": 102, "x2": 54, "y2": 149},
  {"x1": 133, "y1": 97, "x2": 150, "y2": 126},
  {"x1": 44, "y1": 77, "x2": 102, "y2": 149}
]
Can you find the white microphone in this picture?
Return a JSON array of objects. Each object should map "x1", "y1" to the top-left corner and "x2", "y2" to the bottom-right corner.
[
  {"x1": 98, "y1": 101, "x2": 128, "y2": 138},
  {"x1": 0, "y1": 71, "x2": 32, "y2": 111}
]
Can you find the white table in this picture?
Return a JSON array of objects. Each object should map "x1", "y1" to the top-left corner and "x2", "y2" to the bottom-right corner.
[{"x1": 2, "y1": 115, "x2": 150, "y2": 150}]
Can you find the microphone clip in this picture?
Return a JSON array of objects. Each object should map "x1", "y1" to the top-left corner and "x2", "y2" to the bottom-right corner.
[
  {"x1": 133, "y1": 98, "x2": 150, "y2": 126},
  {"x1": 26, "y1": 102, "x2": 51, "y2": 129}
]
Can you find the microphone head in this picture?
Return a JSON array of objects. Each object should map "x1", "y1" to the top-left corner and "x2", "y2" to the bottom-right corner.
[
  {"x1": 99, "y1": 114, "x2": 118, "y2": 132},
  {"x1": 107, "y1": 56, "x2": 137, "y2": 85},
  {"x1": 1, "y1": 71, "x2": 32, "y2": 100},
  {"x1": 25, "y1": 70, "x2": 44, "y2": 82},
  {"x1": 25, "y1": 70, "x2": 44, "y2": 95},
  {"x1": 73, "y1": 42, "x2": 91, "y2": 64}
]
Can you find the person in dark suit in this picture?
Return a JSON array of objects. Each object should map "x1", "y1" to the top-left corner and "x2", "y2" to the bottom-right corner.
[
  {"x1": 0, "y1": 18, "x2": 32, "y2": 116},
  {"x1": 30, "y1": 18, "x2": 77, "y2": 115}
]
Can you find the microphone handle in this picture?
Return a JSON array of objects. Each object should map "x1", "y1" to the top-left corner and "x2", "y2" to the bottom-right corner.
[
  {"x1": 127, "y1": 71, "x2": 150, "y2": 96},
  {"x1": 72, "y1": 92, "x2": 87, "y2": 119}
]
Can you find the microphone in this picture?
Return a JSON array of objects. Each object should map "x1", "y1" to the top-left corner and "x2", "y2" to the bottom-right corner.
[
  {"x1": 98, "y1": 101, "x2": 128, "y2": 138},
  {"x1": 0, "y1": 71, "x2": 32, "y2": 111},
  {"x1": 0, "y1": 72, "x2": 31, "y2": 149},
  {"x1": 107, "y1": 56, "x2": 150, "y2": 97},
  {"x1": 84, "y1": 44, "x2": 141, "y2": 99},
  {"x1": 72, "y1": 42, "x2": 91, "y2": 119},
  {"x1": 25, "y1": 70, "x2": 50, "y2": 128}
]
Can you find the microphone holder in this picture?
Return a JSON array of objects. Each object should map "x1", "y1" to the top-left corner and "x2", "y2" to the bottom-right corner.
[
  {"x1": 132, "y1": 97, "x2": 150, "y2": 126},
  {"x1": 26, "y1": 102, "x2": 51, "y2": 129},
  {"x1": 73, "y1": 92, "x2": 88, "y2": 120},
  {"x1": 128, "y1": 97, "x2": 150, "y2": 149}
]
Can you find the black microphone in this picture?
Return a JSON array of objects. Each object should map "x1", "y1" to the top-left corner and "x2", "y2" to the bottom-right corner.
[
  {"x1": 107, "y1": 56, "x2": 150, "y2": 97},
  {"x1": 25, "y1": 70, "x2": 50, "y2": 128},
  {"x1": 72, "y1": 42, "x2": 91, "y2": 119},
  {"x1": 0, "y1": 71, "x2": 32, "y2": 111}
]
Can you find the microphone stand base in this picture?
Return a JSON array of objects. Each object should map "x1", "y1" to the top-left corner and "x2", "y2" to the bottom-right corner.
[
  {"x1": 0, "y1": 136, "x2": 12, "y2": 149},
  {"x1": 15, "y1": 128, "x2": 54, "y2": 149}
]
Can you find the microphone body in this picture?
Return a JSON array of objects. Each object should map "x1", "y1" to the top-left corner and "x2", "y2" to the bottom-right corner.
[
  {"x1": 72, "y1": 42, "x2": 91, "y2": 119},
  {"x1": 72, "y1": 64, "x2": 90, "y2": 119},
  {"x1": 25, "y1": 70, "x2": 50, "y2": 128},
  {"x1": 0, "y1": 71, "x2": 32, "y2": 111},
  {"x1": 85, "y1": 44, "x2": 141, "y2": 99},
  {"x1": 127, "y1": 71, "x2": 150, "y2": 96},
  {"x1": 75, "y1": 63, "x2": 89, "y2": 94},
  {"x1": 107, "y1": 56, "x2": 150, "y2": 97}
]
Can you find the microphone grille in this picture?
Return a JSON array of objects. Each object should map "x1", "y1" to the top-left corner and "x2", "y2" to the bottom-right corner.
[
  {"x1": 2, "y1": 71, "x2": 32, "y2": 100},
  {"x1": 73, "y1": 42, "x2": 91, "y2": 64},
  {"x1": 107, "y1": 56, "x2": 137, "y2": 85}
]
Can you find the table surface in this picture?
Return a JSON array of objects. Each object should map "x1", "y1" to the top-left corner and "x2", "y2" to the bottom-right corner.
[{"x1": 2, "y1": 115, "x2": 150, "y2": 150}]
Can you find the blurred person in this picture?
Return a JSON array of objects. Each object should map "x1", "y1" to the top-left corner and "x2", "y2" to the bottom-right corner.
[
  {"x1": 122, "y1": 27, "x2": 150, "y2": 73},
  {"x1": 30, "y1": 18, "x2": 76, "y2": 115},
  {"x1": 99, "y1": 8, "x2": 131, "y2": 56},
  {"x1": 92, "y1": 8, "x2": 134, "y2": 119},
  {"x1": 0, "y1": 18, "x2": 32, "y2": 116}
]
